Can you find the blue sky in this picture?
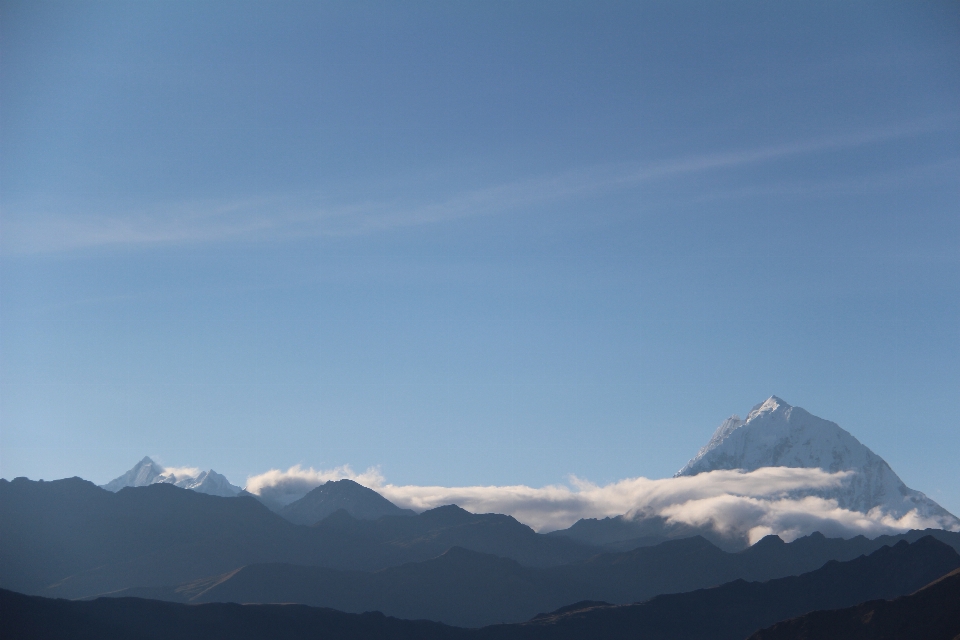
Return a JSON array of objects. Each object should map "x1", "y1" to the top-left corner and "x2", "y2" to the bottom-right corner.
[{"x1": 1, "y1": 1, "x2": 958, "y2": 514}]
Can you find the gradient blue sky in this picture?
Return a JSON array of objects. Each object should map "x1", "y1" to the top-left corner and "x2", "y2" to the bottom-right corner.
[{"x1": 1, "y1": 1, "x2": 958, "y2": 514}]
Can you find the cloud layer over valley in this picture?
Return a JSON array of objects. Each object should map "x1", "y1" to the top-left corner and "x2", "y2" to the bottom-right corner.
[{"x1": 243, "y1": 465, "x2": 957, "y2": 543}]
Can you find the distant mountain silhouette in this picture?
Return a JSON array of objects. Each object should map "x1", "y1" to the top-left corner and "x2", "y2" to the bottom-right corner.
[
  {"x1": 748, "y1": 567, "x2": 960, "y2": 640},
  {"x1": 279, "y1": 479, "x2": 414, "y2": 525},
  {"x1": 476, "y1": 536, "x2": 960, "y2": 639},
  {"x1": 0, "y1": 477, "x2": 590, "y2": 599},
  {"x1": 2, "y1": 537, "x2": 957, "y2": 640},
  {"x1": 101, "y1": 529, "x2": 960, "y2": 627},
  {"x1": 548, "y1": 512, "x2": 741, "y2": 551}
]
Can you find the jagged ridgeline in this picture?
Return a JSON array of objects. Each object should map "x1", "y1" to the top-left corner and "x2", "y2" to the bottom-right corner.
[{"x1": 3, "y1": 396, "x2": 960, "y2": 637}]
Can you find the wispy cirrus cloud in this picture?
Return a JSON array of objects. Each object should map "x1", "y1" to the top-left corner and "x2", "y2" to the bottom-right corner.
[
  {"x1": 2, "y1": 118, "x2": 953, "y2": 256},
  {"x1": 243, "y1": 464, "x2": 958, "y2": 540}
]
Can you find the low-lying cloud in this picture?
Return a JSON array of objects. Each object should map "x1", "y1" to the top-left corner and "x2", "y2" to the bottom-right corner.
[
  {"x1": 244, "y1": 465, "x2": 957, "y2": 541},
  {"x1": 155, "y1": 466, "x2": 203, "y2": 482},
  {"x1": 245, "y1": 464, "x2": 386, "y2": 506}
]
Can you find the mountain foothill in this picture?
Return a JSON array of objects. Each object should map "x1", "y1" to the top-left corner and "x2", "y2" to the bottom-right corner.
[{"x1": 2, "y1": 397, "x2": 959, "y2": 638}]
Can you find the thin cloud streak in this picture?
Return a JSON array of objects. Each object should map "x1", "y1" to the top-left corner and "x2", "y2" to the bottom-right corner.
[
  {"x1": 3, "y1": 118, "x2": 952, "y2": 255},
  {"x1": 243, "y1": 465, "x2": 959, "y2": 539}
]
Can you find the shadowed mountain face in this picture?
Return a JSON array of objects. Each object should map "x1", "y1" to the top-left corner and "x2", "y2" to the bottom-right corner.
[
  {"x1": 278, "y1": 479, "x2": 415, "y2": 525},
  {"x1": 102, "y1": 529, "x2": 960, "y2": 628},
  {"x1": 548, "y1": 512, "x2": 742, "y2": 551},
  {"x1": 0, "y1": 477, "x2": 590, "y2": 599},
  {"x1": 3, "y1": 538, "x2": 958, "y2": 640},
  {"x1": 748, "y1": 568, "x2": 960, "y2": 640},
  {"x1": 478, "y1": 536, "x2": 960, "y2": 640}
]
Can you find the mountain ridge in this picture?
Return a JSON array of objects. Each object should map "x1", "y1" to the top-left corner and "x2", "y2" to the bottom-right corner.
[
  {"x1": 95, "y1": 527, "x2": 960, "y2": 627},
  {"x1": 101, "y1": 456, "x2": 243, "y2": 498},
  {"x1": 0, "y1": 477, "x2": 592, "y2": 599},
  {"x1": 3, "y1": 537, "x2": 958, "y2": 639}
]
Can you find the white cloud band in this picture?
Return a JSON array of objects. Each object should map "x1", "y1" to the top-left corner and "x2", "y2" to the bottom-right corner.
[{"x1": 244, "y1": 465, "x2": 958, "y2": 540}]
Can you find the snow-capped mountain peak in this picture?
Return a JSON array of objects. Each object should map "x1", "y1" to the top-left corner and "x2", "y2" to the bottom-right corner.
[
  {"x1": 101, "y1": 456, "x2": 165, "y2": 492},
  {"x1": 102, "y1": 458, "x2": 242, "y2": 498},
  {"x1": 675, "y1": 396, "x2": 958, "y2": 527},
  {"x1": 747, "y1": 395, "x2": 786, "y2": 420}
]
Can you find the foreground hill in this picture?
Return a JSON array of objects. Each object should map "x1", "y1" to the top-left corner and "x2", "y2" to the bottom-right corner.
[
  {"x1": 0, "y1": 589, "x2": 467, "y2": 640},
  {"x1": 748, "y1": 567, "x2": 960, "y2": 640},
  {"x1": 0, "y1": 477, "x2": 589, "y2": 599},
  {"x1": 102, "y1": 530, "x2": 960, "y2": 627},
  {"x1": 3, "y1": 537, "x2": 957, "y2": 640}
]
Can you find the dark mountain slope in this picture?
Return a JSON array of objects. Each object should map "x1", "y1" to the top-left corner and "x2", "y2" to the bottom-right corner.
[
  {"x1": 152, "y1": 536, "x2": 758, "y2": 626},
  {"x1": 104, "y1": 532, "x2": 960, "y2": 628},
  {"x1": 0, "y1": 588, "x2": 469, "y2": 640},
  {"x1": 0, "y1": 478, "x2": 589, "y2": 599},
  {"x1": 178, "y1": 548, "x2": 564, "y2": 628},
  {"x1": 748, "y1": 567, "x2": 960, "y2": 640},
  {"x1": 0, "y1": 477, "x2": 295, "y2": 596},
  {"x1": 552, "y1": 511, "x2": 960, "y2": 554},
  {"x1": 548, "y1": 512, "x2": 743, "y2": 550},
  {"x1": 279, "y1": 479, "x2": 415, "y2": 525},
  {"x1": 4, "y1": 537, "x2": 957, "y2": 640},
  {"x1": 475, "y1": 536, "x2": 960, "y2": 640},
  {"x1": 112, "y1": 546, "x2": 579, "y2": 627},
  {"x1": 311, "y1": 505, "x2": 589, "y2": 568}
]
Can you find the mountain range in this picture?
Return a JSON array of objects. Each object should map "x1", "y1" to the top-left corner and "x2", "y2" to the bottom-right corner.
[
  {"x1": 4, "y1": 471, "x2": 960, "y2": 625},
  {"x1": 0, "y1": 477, "x2": 591, "y2": 599},
  {"x1": 101, "y1": 457, "x2": 416, "y2": 525},
  {"x1": 101, "y1": 456, "x2": 243, "y2": 498},
  {"x1": 3, "y1": 395, "x2": 959, "y2": 637},
  {"x1": 97, "y1": 529, "x2": 960, "y2": 628},
  {"x1": 3, "y1": 536, "x2": 958, "y2": 639},
  {"x1": 98, "y1": 397, "x2": 960, "y2": 539}
]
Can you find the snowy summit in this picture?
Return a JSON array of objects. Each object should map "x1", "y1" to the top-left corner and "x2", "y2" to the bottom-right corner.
[
  {"x1": 101, "y1": 456, "x2": 243, "y2": 498},
  {"x1": 676, "y1": 396, "x2": 958, "y2": 525}
]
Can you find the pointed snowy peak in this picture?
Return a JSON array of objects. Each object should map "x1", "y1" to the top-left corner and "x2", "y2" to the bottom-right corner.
[
  {"x1": 746, "y1": 395, "x2": 790, "y2": 421},
  {"x1": 101, "y1": 457, "x2": 243, "y2": 497},
  {"x1": 675, "y1": 415, "x2": 743, "y2": 477},
  {"x1": 675, "y1": 397, "x2": 959, "y2": 527},
  {"x1": 182, "y1": 469, "x2": 243, "y2": 497},
  {"x1": 101, "y1": 456, "x2": 165, "y2": 492}
]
